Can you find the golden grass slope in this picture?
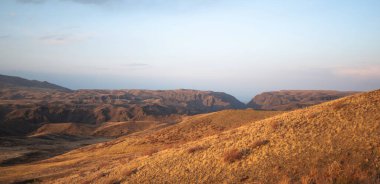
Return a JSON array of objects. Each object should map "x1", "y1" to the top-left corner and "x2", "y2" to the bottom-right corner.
[
  {"x1": 0, "y1": 109, "x2": 281, "y2": 183},
  {"x1": 30, "y1": 121, "x2": 167, "y2": 138},
  {"x1": 49, "y1": 89, "x2": 380, "y2": 184},
  {"x1": 111, "y1": 90, "x2": 378, "y2": 184}
]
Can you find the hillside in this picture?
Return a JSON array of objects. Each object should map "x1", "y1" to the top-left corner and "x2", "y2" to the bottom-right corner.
[
  {"x1": 247, "y1": 90, "x2": 358, "y2": 110},
  {"x1": 0, "y1": 88, "x2": 245, "y2": 136},
  {"x1": 5, "y1": 89, "x2": 376, "y2": 183},
  {"x1": 0, "y1": 109, "x2": 282, "y2": 183},
  {"x1": 30, "y1": 121, "x2": 168, "y2": 138},
  {"x1": 112, "y1": 89, "x2": 378, "y2": 183},
  {"x1": 0, "y1": 74, "x2": 71, "y2": 91},
  {"x1": 0, "y1": 135, "x2": 109, "y2": 167}
]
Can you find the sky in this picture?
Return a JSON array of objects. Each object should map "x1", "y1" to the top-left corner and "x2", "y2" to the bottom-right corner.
[{"x1": 0, "y1": 0, "x2": 379, "y2": 102}]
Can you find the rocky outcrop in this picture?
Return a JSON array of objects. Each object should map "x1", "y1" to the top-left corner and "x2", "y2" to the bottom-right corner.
[{"x1": 247, "y1": 90, "x2": 359, "y2": 111}]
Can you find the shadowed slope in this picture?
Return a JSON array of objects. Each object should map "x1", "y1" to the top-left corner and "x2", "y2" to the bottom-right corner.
[
  {"x1": 0, "y1": 74, "x2": 71, "y2": 91},
  {"x1": 0, "y1": 88, "x2": 244, "y2": 136},
  {"x1": 0, "y1": 109, "x2": 281, "y2": 183},
  {"x1": 0, "y1": 136, "x2": 109, "y2": 167}
]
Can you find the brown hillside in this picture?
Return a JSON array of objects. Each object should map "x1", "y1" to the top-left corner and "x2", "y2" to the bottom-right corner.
[
  {"x1": 0, "y1": 74, "x2": 71, "y2": 91},
  {"x1": 25, "y1": 89, "x2": 379, "y2": 184},
  {"x1": 0, "y1": 88, "x2": 244, "y2": 136},
  {"x1": 1, "y1": 90, "x2": 378, "y2": 183},
  {"x1": 247, "y1": 90, "x2": 358, "y2": 110},
  {"x1": 0, "y1": 109, "x2": 282, "y2": 183},
  {"x1": 30, "y1": 121, "x2": 169, "y2": 138},
  {"x1": 109, "y1": 90, "x2": 378, "y2": 184},
  {"x1": 0, "y1": 135, "x2": 109, "y2": 168}
]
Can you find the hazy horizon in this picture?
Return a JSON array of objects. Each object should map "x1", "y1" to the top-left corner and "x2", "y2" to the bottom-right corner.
[{"x1": 1, "y1": 0, "x2": 380, "y2": 102}]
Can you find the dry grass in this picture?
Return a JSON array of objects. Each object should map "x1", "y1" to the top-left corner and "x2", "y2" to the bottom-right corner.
[
  {"x1": 251, "y1": 139, "x2": 270, "y2": 148},
  {"x1": 223, "y1": 149, "x2": 243, "y2": 163},
  {"x1": 30, "y1": 121, "x2": 165, "y2": 138},
  {"x1": 0, "y1": 109, "x2": 281, "y2": 183},
  {"x1": 110, "y1": 90, "x2": 379, "y2": 184},
  {"x1": 142, "y1": 148, "x2": 158, "y2": 156},
  {"x1": 187, "y1": 146, "x2": 205, "y2": 154},
  {"x1": 299, "y1": 162, "x2": 380, "y2": 184},
  {"x1": 124, "y1": 168, "x2": 138, "y2": 177},
  {"x1": 270, "y1": 121, "x2": 282, "y2": 131},
  {"x1": 1, "y1": 90, "x2": 379, "y2": 183},
  {"x1": 278, "y1": 176, "x2": 291, "y2": 184}
]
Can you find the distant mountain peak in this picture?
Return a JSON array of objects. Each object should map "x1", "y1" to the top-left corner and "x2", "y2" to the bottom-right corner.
[{"x1": 0, "y1": 74, "x2": 71, "y2": 91}]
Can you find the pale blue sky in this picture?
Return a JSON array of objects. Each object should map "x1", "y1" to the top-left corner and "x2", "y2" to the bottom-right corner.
[{"x1": 0, "y1": 0, "x2": 379, "y2": 101}]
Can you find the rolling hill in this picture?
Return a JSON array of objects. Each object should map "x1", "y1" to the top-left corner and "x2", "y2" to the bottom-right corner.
[
  {"x1": 112, "y1": 90, "x2": 377, "y2": 183},
  {"x1": 0, "y1": 109, "x2": 282, "y2": 183},
  {"x1": 2, "y1": 89, "x2": 376, "y2": 183},
  {"x1": 247, "y1": 90, "x2": 358, "y2": 110},
  {"x1": 30, "y1": 121, "x2": 169, "y2": 138},
  {"x1": 0, "y1": 74, "x2": 71, "y2": 91},
  {"x1": 0, "y1": 80, "x2": 245, "y2": 136}
]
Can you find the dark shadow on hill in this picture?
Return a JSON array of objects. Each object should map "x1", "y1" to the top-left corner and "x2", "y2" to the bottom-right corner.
[{"x1": 0, "y1": 135, "x2": 110, "y2": 167}]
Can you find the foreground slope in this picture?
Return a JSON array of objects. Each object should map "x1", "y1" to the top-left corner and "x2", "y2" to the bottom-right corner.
[
  {"x1": 248, "y1": 90, "x2": 358, "y2": 110},
  {"x1": 3, "y1": 90, "x2": 379, "y2": 183},
  {"x1": 109, "y1": 90, "x2": 377, "y2": 183},
  {"x1": 53, "y1": 89, "x2": 380, "y2": 184},
  {"x1": 0, "y1": 109, "x2": 281, "y2": 183}
]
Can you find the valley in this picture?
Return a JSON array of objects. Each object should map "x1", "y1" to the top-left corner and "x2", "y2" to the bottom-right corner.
[
  {"x1": 2, "y1": 1, "x2": 379, "y2": 183},
  {"x1": 9, "y1": 89, "x2": 375, "y2": 184},
  {"x1": 0, "y1": 74, "x2": 376, "y2": 184}
]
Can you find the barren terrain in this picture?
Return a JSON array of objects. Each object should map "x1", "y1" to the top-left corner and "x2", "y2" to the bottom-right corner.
[
  {"x1": 0, "y1": 75, "x2": 376, "y2": 184},
  {"x1": 0, "y1": 90, "x2": 376, "y2": 183},
  {"x1": 247, "y1": 90, "x2": 358, "y2": 110},
  {"x1": 0, "y1": 109, "x2": 282, "y2": 183}
]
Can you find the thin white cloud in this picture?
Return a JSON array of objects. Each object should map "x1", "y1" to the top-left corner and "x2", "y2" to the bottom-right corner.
[
  {"x1": 39, "y1": 33, "x2": 91, "y2": 45},
  {"x1": 0, "y1": 34, "x2": 10, "y2": 39},
  {"x1": 75, "y1": 63, "x2": 150, "y2": 72},
  {"x1": 64, "y1": 0, "x2": 113, "y2": 4},
  {"x1": 9, "y1": 12, "x2": 17, "y2": 17},
  {"x1": 16, "y1": 0, "x2": 46, "y2": 4},
  {"x1": 121, "y1": 63, "x2": 149, "y2": 68},
  {"x1": 40, "y1": 34, "x2": 70, "y2": 44},
  {"x1": 333, "y1": 65, "x2": 380, "y2": 78},
  {"x1": 17, "y1": 0, "x2": 119, "y2": 5}
]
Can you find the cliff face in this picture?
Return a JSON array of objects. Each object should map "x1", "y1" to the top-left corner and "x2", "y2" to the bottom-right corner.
[
  {"x1": 247, "y1": 90, "x2": 359, "y2": 111},
  {"x1": 0, "y1": 88, "x2": 245, "y2": 136}
]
